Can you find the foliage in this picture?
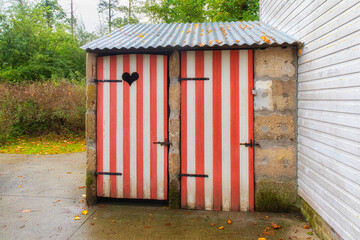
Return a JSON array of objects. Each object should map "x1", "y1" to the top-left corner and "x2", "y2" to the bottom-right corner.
[
  {"x1": 0, "y1": 1, "x2": 86, "y2": 82},
  {"x1": 0, "y1": 82, "x2": 85, "y2": 144},
  {"x1": 143, "y1": 0, "x2": 259, "y2": 23},
  {"x1": 0, "y1": 133, "x2": 85, "y2": 154},
  {"x1": 207, "y1": 0, "x2": 259, "y2": 22},
  {"x1": 144, "y1": 0, "x2": 207, "y2": 23}
]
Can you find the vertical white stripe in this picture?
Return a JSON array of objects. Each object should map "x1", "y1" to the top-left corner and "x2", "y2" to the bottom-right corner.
[
  {"x1": 239, "y1": 50, "x2": 249, "y2": 211},
  {"x1": 204, "y1": 51, "x2": 214, "y2": 210},
  {"x1": 103, "y1": 56, "x2": 111, "y2": 197},
  {"x1": 129, "y1": 54, "x2": 137, "y2": 198},
  {"x1": 116, "y1": 55, "x2": 124, "y2": 198},
  {"x1": 186, "y1": 51, "x2": 196, "y2": 209},
  {"x1": 221, "y1": 50, "x2": 231, "y2": 211},
  {"x1": 143, "y1": 55, "x2": 151, "y2": 199},
  {"x1": 156, "y1": 55, "x2": 165, "y2": 199}
]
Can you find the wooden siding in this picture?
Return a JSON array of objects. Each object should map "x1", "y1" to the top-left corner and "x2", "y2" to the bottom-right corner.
[{"x1": 260, "y1": 1, "x2": 360, "y2": 239}]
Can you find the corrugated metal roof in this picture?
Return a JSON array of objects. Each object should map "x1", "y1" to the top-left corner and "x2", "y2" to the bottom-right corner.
[{"x1": 81, "y1": 21, "x2": 299, "y2": 52}]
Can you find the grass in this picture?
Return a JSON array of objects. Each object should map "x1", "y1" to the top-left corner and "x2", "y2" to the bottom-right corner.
[{"x1": 0, "y1": 133, "x2": 86, "y2": 155}]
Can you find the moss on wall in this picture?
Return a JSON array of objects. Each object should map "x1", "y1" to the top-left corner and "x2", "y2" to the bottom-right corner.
[{"x1": 255, "y1": 181, "x2": 299, "y2": 212}]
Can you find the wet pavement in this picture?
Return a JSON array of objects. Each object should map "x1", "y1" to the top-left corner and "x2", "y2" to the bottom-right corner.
[{"x1": 0, "y1": 153, "x2": 318, "y2": 240}]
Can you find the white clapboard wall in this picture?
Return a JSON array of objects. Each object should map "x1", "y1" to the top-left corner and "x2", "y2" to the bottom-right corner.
[{"x1": 260, "y1": 1, "x2": 360, "y2": 239}]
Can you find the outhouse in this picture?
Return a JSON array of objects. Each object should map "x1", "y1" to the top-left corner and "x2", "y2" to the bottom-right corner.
[{"x1": 82, "y1": 21, "x2": 300, "y2": 212}]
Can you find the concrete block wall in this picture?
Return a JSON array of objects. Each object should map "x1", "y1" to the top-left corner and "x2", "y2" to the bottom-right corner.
[{"x1": 253, "y1": 46, "x2": 298, "y2": 212}]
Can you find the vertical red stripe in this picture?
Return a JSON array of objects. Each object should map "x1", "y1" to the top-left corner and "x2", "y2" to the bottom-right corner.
[
  {"x1": 248, "y1": 50, "x2": 254, "y2": 212},
  {"x1": 212, "y1": 51, "x2": 222, "y2": 211},
  {"x1": 109, "y1": 56, "x2": 117, "y2": 198},
  {"x1": 123, "y1": 55, "x2": 131, "y2": 198},
  {"x1": 96, "y1": 57, "x2": 104, "y2": 197},
  {"x1": 136, "y1": 55, "x2": 144, "y2": 199},
  {"x1": 195, "y1": 51, "x2": 205, "y2": 209},
  {"x1": 180, "y1": 52, "x2": 187, "y2": 208},
  {"x1": 230, "y1": 50, "x2": 240, "y2": 211},
  {"x1": 163, "y1": 55, "x2": 168, "y2": 199},
  {"x1": 150, "y1": 55, "x2": 158, "y2": 199}
]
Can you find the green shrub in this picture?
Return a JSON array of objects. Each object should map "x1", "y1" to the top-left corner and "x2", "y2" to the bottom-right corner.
[{"x1": 0, "y1": 81, "x2": 85, "y2": 144}]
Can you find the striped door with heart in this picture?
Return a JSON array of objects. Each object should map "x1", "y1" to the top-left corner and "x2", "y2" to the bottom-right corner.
[{"x1": 96, "y1": 54, "x2": 168, "y2": 200}]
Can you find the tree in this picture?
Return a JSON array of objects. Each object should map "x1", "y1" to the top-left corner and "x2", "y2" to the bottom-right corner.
[
  {"x1": 207, "y1": 0, "x2": 259, "y2": 22},
  {"x1": 143, "y1": 0, "x2": 259, "y2": 23},
  {"x1": 116, "y1": 0, "x2": 140, "y2": 25},
  {"x1": 0, "y1": 2, "x2": 85, "y2": 82},
  {"x1": 39, "y1": 0, "x2": 66, "y2": 28},
  {"x1": 98, "y1": 0, "x2": 118, "y2": 32},
  {"x1": 144, "y1": 0, "x2": 207, "y2": 23}
]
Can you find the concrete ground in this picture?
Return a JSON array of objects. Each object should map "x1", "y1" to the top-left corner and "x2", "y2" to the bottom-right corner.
[{"x1": 0, "y1": 153, "x2": 318, "y2": 240}]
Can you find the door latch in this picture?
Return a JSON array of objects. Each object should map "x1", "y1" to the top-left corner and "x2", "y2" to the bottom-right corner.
[
  {"x1": 240, "y1": 139, "x2": 260, "y2": 148},
  {"x1": 153, "y1": 138, "x2": 171, "y2": 147}
]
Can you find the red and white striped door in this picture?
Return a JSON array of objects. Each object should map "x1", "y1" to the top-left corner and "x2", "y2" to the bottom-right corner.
[
  {"x1": 180, "y1": 50, "x2": 254, "y2": 212},
  {"x1": 97, "y1": 54, "x2": 168, "y2": 200}
]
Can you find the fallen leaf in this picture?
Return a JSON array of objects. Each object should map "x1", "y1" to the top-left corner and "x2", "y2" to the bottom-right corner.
[
  {"x1": 271, "y1": 223, "x2": 281, "y2": 229},
  {"x1": 91, "y1": 223, "x2": 95, "y2": 226},
  {"x1": 144, "y1": 226, "x2": 151, "y2": 228},
  {"x1": 112, "y1": 220, "x2": 116, "y2": 223},
  {"x1": 307, "y1": 231, "x2": 313, "y2": 235},
  {"x1": 306, "y1": 237, "x2": 311, "y2": 239},
  {"x1": 165, "y1": 222, "x2": 172, "y2": 226},
  {"x1": 18, "y1": 176, "x2": 22, "y2": 178},
  {"x1": 18, "y1": 185, "x2": 21, "y2": 188},
  {"x1": 253, "y1": 222, "x2": 258, "y2": 225},
  {"x1": 67, "y1": 172, "x2": 73, "y2": 174},
  {"x1": 258, "y1": 238, "x2": 266, "y2": 240},
  {"x1": 81, "y1": 210, "x2": 88, "y2": 215},
  {"x1": 21, "y1": 209, "x2": 32, "y2": 213},
  {"x1": 218, "y1": 226, "x2": 224, "y2": 230},
  {"x1": 185, "y1": 211, "x2": 190, "y2": 215},
  {"x1": 210, "y1": 223, "x2": 216, "y2": 226},
  {"x1": 74, "y1": 215, "x2": 80, "y2": 220},
  {"x1": 82, "y1": 194, "x2": 86, "y2": 197},
  {"x1": 303, "y1": 225, "x2": 310, "y2": 229},
  {"x1": 78, "y1": 186, "x2": 85, "y2": 189},
  {"x1": 227, "y1": 219, "x2": 232, "y2": 224}
]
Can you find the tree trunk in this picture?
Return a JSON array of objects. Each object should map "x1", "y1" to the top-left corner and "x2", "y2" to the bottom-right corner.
[
  {"x1": 108, "y1": 0, "x2": 111, "y2": 32},
  {"x1": 71, "y1": 0, "x2": 74, "y2": 37}
]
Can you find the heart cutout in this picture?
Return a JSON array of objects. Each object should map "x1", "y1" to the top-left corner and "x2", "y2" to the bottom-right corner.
[{"x1": 122, "y1": 72, "x2": 139, "y2": 86}]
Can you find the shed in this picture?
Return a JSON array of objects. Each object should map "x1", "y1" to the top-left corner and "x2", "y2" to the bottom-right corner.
[{"x1": 82, "y1": 21, "x2": 300, "y2": 212}]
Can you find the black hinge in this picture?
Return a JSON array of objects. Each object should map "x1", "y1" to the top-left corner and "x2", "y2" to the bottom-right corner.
[
  {"x1": 153, "y1": 138, "x2": 171, "y2": 147},
  {"x1": 95, "y1": 80, "x2": 123, "y2": 83},
  {"x1": 240, "y1": 139, "x2": 260, "y2": 148},
  {"x1": 179, "y1": 174, "x2": 209, "y2": 178},
  {"x1": 97, "y1": 172, "x2": 122, "y2": 176},
  {"x1": 179, "y1": 77, "x2": 209, "y2": 81}
]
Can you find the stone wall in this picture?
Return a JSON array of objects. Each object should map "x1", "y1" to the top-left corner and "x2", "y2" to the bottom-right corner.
[
  {"x1": 253, "y1": 47, "x2": 298, "y2": 212},
  {"x1": 168, "y1": 51, "x2": 181, "y2": 208},
  {"x1": 85, "y1": 53, "x2": 97, "y2": 205}
]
